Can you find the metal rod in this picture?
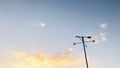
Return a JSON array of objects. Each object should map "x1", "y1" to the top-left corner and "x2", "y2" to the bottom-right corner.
[
  {"x1": 82, "y1": 37, "x2": 89, "y2": 68},
  {"x1": 74, "y1": 36, "x2": 95, "y2": 68}
]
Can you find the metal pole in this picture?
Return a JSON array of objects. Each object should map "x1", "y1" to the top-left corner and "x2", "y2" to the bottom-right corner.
[{"x1": 81, "y1": 37, "x2": 89, "y2": 68}]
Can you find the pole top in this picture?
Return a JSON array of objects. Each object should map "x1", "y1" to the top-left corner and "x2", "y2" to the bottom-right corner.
[{"x1": 75, "y1": 36, "x2": 91, "y2": 39}]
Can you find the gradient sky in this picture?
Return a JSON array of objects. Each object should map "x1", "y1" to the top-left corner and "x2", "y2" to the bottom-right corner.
[{"x1": 0, "y1": 0, "x2": 120, "y2": 68}]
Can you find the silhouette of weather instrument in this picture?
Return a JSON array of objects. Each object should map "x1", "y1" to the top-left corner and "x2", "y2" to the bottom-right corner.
[{"x1": 73, "y1": 36, "x2": 95, "y2": 68}]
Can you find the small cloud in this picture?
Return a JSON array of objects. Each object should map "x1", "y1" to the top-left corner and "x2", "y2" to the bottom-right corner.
[
  {"x1": 86, "y1": 32, "x2": 107, "y2": 44},
  {"x1": 11, "y1": 51, "x2": 28, "y2": 60},
  {"x1": 64, "y1": 48, "x2": 73, "y2": 57},
  {"x1": 100, "y1": 32, "x2": 107, "y2": 42},
  {"x1": 39, "y1": 22, "x2": 46, "y2": 27},
  {"x1": 100, "y1": 23, "x2": 107, "y2": 29},
  {"x1": 86, "y1": 33, "x2": 100, "y2": 44}
]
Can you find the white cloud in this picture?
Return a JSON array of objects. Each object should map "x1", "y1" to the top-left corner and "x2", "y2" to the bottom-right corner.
[
  {"x1": 100, "y1": 32, "x2": 107, "y2": 42},
  {"x1": 86, "y1": 32, "x2": 107, "y2": 44},
  {"x1": 39, "y1": 22, "x2": 46, "y2": 27},
  {"x1": 86, "y1": 33, "x2": 100, "y2": 44},
  {"x1": 100, "y1": 23, "x2": 107, "y2": 29},
  {"x1": 85, "y1": 23, "x2": 108, "y2": 44}
]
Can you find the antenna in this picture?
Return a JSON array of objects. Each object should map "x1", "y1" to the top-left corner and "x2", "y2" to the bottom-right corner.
[{"x1": 73, "y1": 36, "x2": 95, "y2": 68}]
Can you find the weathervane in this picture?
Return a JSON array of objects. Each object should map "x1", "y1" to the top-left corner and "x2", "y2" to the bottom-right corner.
[{"x1": 73, "y1": 36, "x2": 95, "y2": 68}]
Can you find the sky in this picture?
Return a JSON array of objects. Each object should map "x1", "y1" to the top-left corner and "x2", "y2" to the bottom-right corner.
[{"x1": 0, "y1": 0, "x2": 120, "y2": 68}]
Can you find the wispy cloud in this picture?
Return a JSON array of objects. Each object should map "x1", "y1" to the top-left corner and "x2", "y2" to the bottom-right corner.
[
  {"x1": 86, "y1": 23, "x2": 108, "y2": 44},
  {"x1": 11, "y1": 51, "x2": 28, "y2": 60},
  {"x1": 86, "y1": 32, "x2": 107, "y2": 44},
  {"x1": 100, "y1": 23, "x2": 108, "y2": 29},
  {"x1": 39, "y1": 22, "x2": 46, "y2": 27},
  {"x1": 11, "y1": 48, "x2": 85, "y2": 68},
  {"x1": 100, "y1": 32, "x2": 107, "y2": 42}
]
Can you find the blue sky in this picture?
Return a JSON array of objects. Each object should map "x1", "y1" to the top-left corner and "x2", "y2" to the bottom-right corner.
[{"x1": 0, "y1": 0, "x2": 120, "y2": 68}]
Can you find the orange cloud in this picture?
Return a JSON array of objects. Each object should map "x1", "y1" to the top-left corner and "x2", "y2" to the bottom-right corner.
[
  {"x1": 11, "y1": 49, "x2": 85, "y2": 68},
  {"x1": 11, "y1": 51, "x2": 28, "y2": 60}
]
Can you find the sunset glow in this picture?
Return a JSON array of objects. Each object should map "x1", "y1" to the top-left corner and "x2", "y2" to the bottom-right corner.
[
  {"x1": 12, "y1": 49, "x2": 84, "y2": 68},
  {"x1": 0, "y1": 0, "x2": 120, "y2": 68}
]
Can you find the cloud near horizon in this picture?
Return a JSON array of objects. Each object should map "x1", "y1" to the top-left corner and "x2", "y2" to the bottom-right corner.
[{"x1": 10, "y1": 48, "x2": 85, "y2": 68}]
